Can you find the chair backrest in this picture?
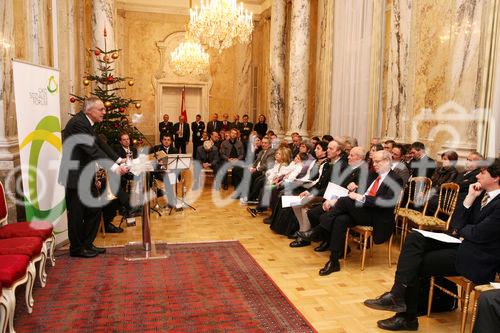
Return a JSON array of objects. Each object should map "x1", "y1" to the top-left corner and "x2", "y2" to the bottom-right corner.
[
  {"x1": 405, "y1": 177, "x2": 433, "y2": 214},
  {"x1": 394, "y1": 188, "x2": 405, "y2": 215},
  {"x1": 0, "y1": 181, "x2": 8, "y2": 226},
  {"x1": 434, "y1": 182, "x2": 460, "y2": 230}
]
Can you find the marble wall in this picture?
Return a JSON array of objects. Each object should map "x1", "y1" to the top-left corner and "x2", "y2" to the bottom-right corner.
[{"x1": 381, "y1": 0, "x2": 495, "y2": 157}]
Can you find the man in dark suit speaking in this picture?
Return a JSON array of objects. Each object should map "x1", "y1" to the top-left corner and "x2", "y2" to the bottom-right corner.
[
  {"x1": 59, "y1": 97, "x2": 128, "y2": 258},
  {"x1": 364, "y1": 158, "x2": 500, "y2": 331}
]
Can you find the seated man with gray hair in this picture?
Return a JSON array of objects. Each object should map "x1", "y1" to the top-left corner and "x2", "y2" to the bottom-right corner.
[
  {"x1": 299, "y1": 150, "x2": 403, "y2": 276},
  {"x1": 193, "y1": 139, "x2": 220, "y2": 190}
]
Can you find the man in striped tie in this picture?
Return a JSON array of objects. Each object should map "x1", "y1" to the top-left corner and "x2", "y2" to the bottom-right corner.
[
  {"x1": 363, "y1": 158, "x2": 500, "y2": 331},
  {"x1": 299, "y1": 150, "x2": 404, "y2": 275}
]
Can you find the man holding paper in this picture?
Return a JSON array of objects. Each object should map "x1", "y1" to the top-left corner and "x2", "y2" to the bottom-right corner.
[
  {"x1": 299, "y1": 150, "x2": 403, "y2": 275},
  {"x1": 363, "y1": 158, "x2": 500, "y2": 331}
]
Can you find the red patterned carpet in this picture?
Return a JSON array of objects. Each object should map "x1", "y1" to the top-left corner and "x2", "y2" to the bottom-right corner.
[{"x1": 14, "y1": 241, "x2": 315, "y2": 332}]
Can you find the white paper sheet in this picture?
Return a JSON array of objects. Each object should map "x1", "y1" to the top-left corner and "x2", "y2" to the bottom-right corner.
[
  {"x1": 323, "y1": 182, "x2": 349, "y2": 200},
  {"x1": 412, "y1": 229, "x2": 462, "y2": 244},
  {"x1": 282, "y1": 195, "x2": 303, "y2": 208}
]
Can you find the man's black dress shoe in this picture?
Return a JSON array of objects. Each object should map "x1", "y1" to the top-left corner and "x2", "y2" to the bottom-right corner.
[
  {"x1": 263, "y1": 217, "x2": 272, "y2": 224},
  {"x1": 289, "y1": 238, "x2": 311, "y2": 248},
  {"x1": 297, "y1": 228, "x2": 323, "y2": 242},
  {"x1": 319, "y1": 260, "x2": 340, "y2": 276},
  {"x1": 88, "y1": 245, "x2": 106, "y2": 254},
  {"x1": 364, "y1": 292, "x2": 407, "y2": 313},
  {"x1": 105, "y1": 224, "x2": 124, "y2": 233},
  {"x1": 377, "y1": 314, "x2": 418, "y2": 331},
  {"x1": 247, "y1": 207, "x2": 257, "y2": 217},
  {"x1": 70, "y1": 249, "x2": 98, "y2": 258},
  {"x1": 314, "y1": 240, "x2": 330, "y2": 252}
]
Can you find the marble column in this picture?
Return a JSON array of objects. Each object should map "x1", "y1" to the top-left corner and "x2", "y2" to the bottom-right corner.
[
  {"x1": 0, "y1": 0, "x2": 21, "y2": 222},
  {"x1": 92, "y1": 0, "x2": 115, "y2": 65},
  {"x1": 287, "y1": 0, "x2": 310, "y2": 137},
  {"x1": 235, "y1": 42, "x2": 252, "y2": 117},
  {"x1": 268, "y1": 0, "x2": 286, "y2": 136},
  {"x1": 383, "y1": 0, "x2": 413, "y2": 141},
  {"x1": 312, "y1": 0, "x2": 334, "y2": 137},
  {"x1": 27, "y1": 0, "x2": 50, "y2": 66}
]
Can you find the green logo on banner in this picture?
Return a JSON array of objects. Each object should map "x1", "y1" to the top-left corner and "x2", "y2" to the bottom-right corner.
[
  {"x1": 19, "y1": 116, "x2": 66, "y2": 221},
  {"x1": 47, "y1": 76, "x2": 58, "y2": 94}
]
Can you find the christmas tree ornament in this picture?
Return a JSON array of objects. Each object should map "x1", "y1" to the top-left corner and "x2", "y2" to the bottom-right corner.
[
  {"x1": 133, "y1": 139, "x2": 138, "y2": 144},
  {"x1": 135, "y1": 103, "x2": 141, "y2": 109},
  {"x1": 69, "y1": 30, "x2": 141, "y2": 146}
]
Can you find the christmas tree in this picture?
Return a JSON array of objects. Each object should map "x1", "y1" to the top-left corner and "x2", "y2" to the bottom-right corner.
[{"x1": 70, "y1": 29, "x2": 143, "y2": 147}]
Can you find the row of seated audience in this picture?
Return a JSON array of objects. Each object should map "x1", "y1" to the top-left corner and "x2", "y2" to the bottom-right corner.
[{"x1": 192, "y1": 131, "x2": 497, "y2": 332}]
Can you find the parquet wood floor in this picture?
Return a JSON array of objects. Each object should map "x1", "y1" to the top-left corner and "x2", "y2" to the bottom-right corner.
[{"x1": 93, "y1": 178, "x2": 465, "y2": 332}]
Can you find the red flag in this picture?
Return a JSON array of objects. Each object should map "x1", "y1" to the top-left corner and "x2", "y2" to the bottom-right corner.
[{"x1": 180, "y1": 86, "x2": 187, "y2": 122}]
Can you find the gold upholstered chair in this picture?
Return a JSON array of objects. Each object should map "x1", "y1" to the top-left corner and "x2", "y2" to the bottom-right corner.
[
  {"x1": 428, "y1": 276, "x2": 474, "y2": 333},
  {"x1": 396, "y1": 177, "x2": 433, "y2": 248},
  {"x1": 407, "y1": 182, "x2": 460, "y2": 231}
]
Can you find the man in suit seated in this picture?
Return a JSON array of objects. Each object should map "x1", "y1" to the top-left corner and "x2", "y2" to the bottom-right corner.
[
  {"x1": 391, "y1": 144, "x2": 410, "y2": 184},
  {"x1": 100, "y1": 132, "x2": 140, "y2": 232},
  {"x1": 243, "y1": 136, "x2": 275, "y2": 203},
  {"x1": 301, "y1": 146, "x2": 369, "y2": 251},
  {"x1": 456, "y1": 151, "x2": 484, "y2": 195},
  {"x1": 299, "y1": 150, "x2": 403, "y2": 275},
  {"x1": 363, "y1": 158, "x2": 500, "y2": 331},
  {"x1": 219, "y1": 128, "x2": 245, "y2": 192},
  {"x1": 193, "y1": 140, "x2": 220, "y2": 190},
  {"x1": 151, "y1": 133, "x2": 178, "y2": 207},
  {"x1": 473, "y1": 289, "x2": 500, "y2": 333},
  {"x1": 173, "y1": 115, "x2": 190, "y2": 154},
  {"x1": 408, "y1": 141, "x2": 436, "y2": 179},
  {"x1": 159, "y1": 114, "x2": 173, "y2": 136}
]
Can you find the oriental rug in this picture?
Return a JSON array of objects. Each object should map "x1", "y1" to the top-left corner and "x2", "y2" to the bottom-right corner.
[{"x1": 14, "y1": 241, "x2": 316, "y2": 332}]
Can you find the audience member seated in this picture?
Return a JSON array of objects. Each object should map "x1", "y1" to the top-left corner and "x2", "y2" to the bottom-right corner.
[
  {"x1": 363, "y1": 158, "x2": 500, "y2": 331},
  {"x1": 210, "y1": 131, "x2": 222, "y2": 150},
  {"x1": 268, "y1": 141, "x2": 332, "y2": 237},
  {"x1": 242, "y1": 137, "x2": 275, "y2": 203},
  {"x1": 455, "y1": 151, "x2": 484, "y2": 195},
  {"x1": 367, "y1": 143, "x2": 384, "y2": 172},
  {"x1": 254, "y1": 114, "x2": 268, "y2": 138},
  {"x1": 426, "y1": 150, "x2": 459, "y2": 214},
  {"x1": 472, "y1": 289, "x2": 500, "y2": 333},
  {"x1": 288, "y1": 133, "x2": 302, "y2": 158},
  {"x1": 193, "y1": 140, "x2": 220, "y2": 190},
  {"x1": 384, "y1": 140, "x2": 396, "y2": 152},
  {"x1": 303, "y1": 146, "x2": 369, "y2": 251},
  {"x1": 246, "y1": 134, "x2": 262, "y2": 162},
  {"x1": 299, "y1": 150, "x2": 403, "y2": 276},
  {"x1": 391, "y1": 144, "x2": 411, "y2": 184},
  {"x1": 409, "y1": 141, "x2": 437, "y2": 178},
  {"x1": 151, "y1": 133, "x2": 178, "y2": 206},
  {"x1": 219, "y1": 128, "x2": 245, "y2": 192},
  {"x1": 247, "y1": 147, "x2": 292, "y2": 216},
  {"x1": 289, "y1": 140, "x2": 348, "y2": 247}
]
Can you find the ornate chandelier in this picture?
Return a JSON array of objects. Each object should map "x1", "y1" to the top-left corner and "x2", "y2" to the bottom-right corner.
[
  {"x1": 188, "y1": 0, "x2": 254, "y2": 53},
  {"x1": 170, "y1": 40, "x2": 210, "y2": 77}
]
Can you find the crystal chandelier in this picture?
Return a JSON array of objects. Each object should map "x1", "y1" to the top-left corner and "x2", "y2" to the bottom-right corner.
[
  {"x1": 188, "y1": 0, "x2": 254, "y2": 53},
  {"x1": 170, "y1": 40, "x2": 210, "y2": 77}
]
